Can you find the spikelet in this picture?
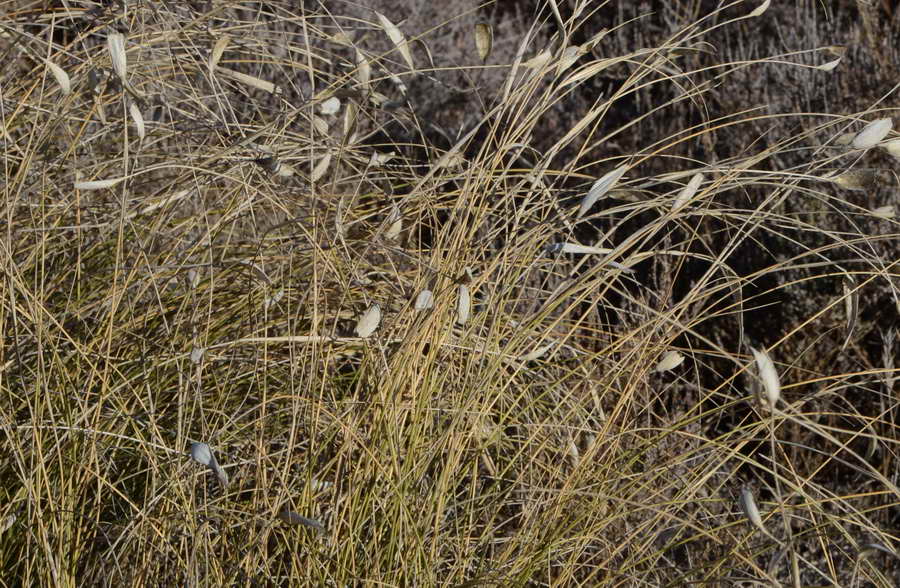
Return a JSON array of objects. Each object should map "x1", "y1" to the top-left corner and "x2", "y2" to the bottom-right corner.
[
  {"x1": 871, "y1": 205, "x2": 895, "y2": 219},
  {"x1": 520, "y1": 342, "x2": 554, "y2": 362},
  {"x1": 264, "y1": 289, "x2": 284, "y2": 309},
  {"x1": 824, "y1": 169, "x2": 876, "y2": 191},
  {"x1": 522, "y1": 49, "x2": 552, "y2": 70},
  {"x1": 355, "y1": 49, "x2": 371, "y2": 91},
  {"x1": 545, "y1": 242, "x2": 613, "y2": 255},
  {"x1": 209, "y1": 34, "x2": 230, "y2": 74},
  {"x1": 355, "y1": 304, "x2": 381, "y2": 338},
  {"x1": 186, "y1": 268, "x2": 201, "y2": 289},
  {"x1": 369, "y1": 151, "x2": 396, "y2": 167},
  {"x1": 277, "y1": 510, "x2": 325, "y2": 530},
  {"x1": 312, "y1": 116, "x2": 329, "y2": 136},
  {"x1": 384, "y1": 205, "x2": 402, "y2": 240},
  {"x1": 556, "y1": 45, "x2": 583, "y2": 75},
  {"x1": 45, "y1": 60, "x2": 71, "y2": 95},
  {"x1": 107, "y1": 32, "x2": 127, "y2": 81},
  {"x1": 842, "y1": 275, "x2": 859, "y2": 351},
  {"x1": 189, "y1": 442, "x2": 228, "y2": 487},
  {"x1": 320, "y1": 96, "x2": 341, "y2": 115},
  {"x1": 578, "y1": 165, "x2": 628, "y2": 219},
  {"x1": 655, "y1": 350, "x2": 685, "y2": 373},
  {"x1": 375, "y1": 12, "x2": 414, "y2": 71},
  {"x1": 815, "y1": 57, "x2": 841, "y2": 72},
  {"x1": 882, "y1": 139, "x2": 900, "y2": 159},
  {"x1": 190, "y1": 347, "x2": 205, "y2": 364},
  {"x1": 0, "y1": 513, "x2": 15, "y2": 534},
  {"x1": 751, "y1": 347, "x2": 780, "y2": 410},
  {"x1": 672, "y1": 173, "x2": 704, "y2": 210},
  {"x1": 857, "y1": 542, "x2": 899, "y2": 560},
  {"x1": 474, "y1": 23, "x2": 492, "y2": 62},
  {"x1": 74, "y1": 177, "x2": 126, "y2": 191},
  {"x1": 739, "y1": 486, "x2": 768, "y2": 535},
  {"x1": 457, "y1": 284, "x2": 471, "y2": 325},
  {"x1": 748, "y1": 0, "x2": 771, "y2": 17},
  {"x1": 128, "y1": 101, "x2": 145, "y2": 140},
  {"x1": 343, "y1": 100, "x2": 358, "y2": 141},
  {"x1": 852, "y1": 118, "x2": 892, "y2": 149},
  {"x1": 414, "y1": 290, "x2": 434, "y2": 311},
  {"x1": 310, "y1": 153, "x2": 331, "y2": 183}
]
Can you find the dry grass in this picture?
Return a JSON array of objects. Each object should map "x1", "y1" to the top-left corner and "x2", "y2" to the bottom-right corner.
[{"x1": 2, "y1": 0, "x2": 900, "y2": 585}]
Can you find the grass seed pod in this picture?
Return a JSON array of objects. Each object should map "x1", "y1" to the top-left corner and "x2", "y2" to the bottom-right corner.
[
  {"x1": 474, "y1": 23, "x2": 492, "y2": 62},
  {"x1": 414, "y1": 290, "x2": 434, "y2": 311},
  {"x1": 656, "y1": 350, "x2": 685, "y2": 373},
  {"x1": 375, "y1": 12, "x2": 414, "y2": 71},
  {"x1": 45, "y1": 60, "x2": 71, "y2": 95},
  {"x1": 107, "y1": 32, "x2": 127, "y2": 81},
  {"x1": 751, "y1": 347, "x2": 780, "y2": 410},
  {"x1": 672, "y1": 173, "x2": 704, "y2": 210},
  {"x1": 578, "y1": 165, "x2": 627, "y2": 219},
  {"x1": 129, "y1": 101, "x2": 145, "y2": 140},
  {"x1": 277, "y1": 510, "x2": 324, "y2": 531},
  {"x1": 457, "y1": 284, "x2": 471, "y2": 325},
  {"x1": 852, "y1": 118, "x2": 892, "y2": 149},
  {"x1": 189, "y1": 442, "x2": 227, "y2": 487},
  {"x1": 355, "y1": 304, "x2": 381, "y2": 338},
  {"x1": 74, "y1": 177, "x2": 126, "y2": 191}
]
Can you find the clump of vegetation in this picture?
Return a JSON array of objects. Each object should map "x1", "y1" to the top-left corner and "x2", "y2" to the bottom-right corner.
[{"x1": 2, "y1": 0, "x2": 899, "y2": 585}]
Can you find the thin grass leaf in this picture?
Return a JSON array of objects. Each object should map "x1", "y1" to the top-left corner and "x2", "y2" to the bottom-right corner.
[
  {"x1": 355, "y1": 304, "x2": 381, "y2": 338},
  {"x1": 751, "y1": 347, "x2": 780, "y2": 410},
  {"x1": 578, "y1": 165, "x2": 628, "y2": 219},
  {"x1": 852, "y1": 118, "x2": 892, "y2": 149},
  {"x1": 375, "y1": 12, "x2": 414, "y2": 71}
]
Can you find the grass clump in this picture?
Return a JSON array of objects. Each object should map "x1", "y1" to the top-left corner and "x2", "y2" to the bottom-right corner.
[{"x1": 2, "y1": 0, "x2": 899, "y2": 585}]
